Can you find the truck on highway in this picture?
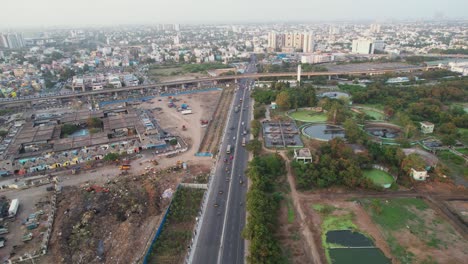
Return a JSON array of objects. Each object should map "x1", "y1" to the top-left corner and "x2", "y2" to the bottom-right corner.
[
  {"x1": 226, "y1": 145, "x2": 232, "y2": 154},
  {"x1": 242, "y1": 137, "x2": 246, "y2": 147},
  {"x1": 8, "y1": 199, "x2": 19, "y2": 217}
]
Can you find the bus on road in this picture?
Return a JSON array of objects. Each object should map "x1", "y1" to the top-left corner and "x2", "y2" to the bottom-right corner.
[{"x1": 242, "y1": 137, "x2": 246, "y2": 147}]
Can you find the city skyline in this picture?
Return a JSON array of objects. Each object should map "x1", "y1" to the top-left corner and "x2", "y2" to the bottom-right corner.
[{"x1": 1, "y1": 0, "x2": 468, "y2": 28}]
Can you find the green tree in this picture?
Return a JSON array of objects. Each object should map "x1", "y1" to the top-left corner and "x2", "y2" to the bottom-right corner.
[
  {"x1": 246, "y1": 139, "x2": 262, "y2": 156},
  {"x1": 250, "y1": 120, "x2": 261, "y2": 138},
  {"x1": 169, "y1": 138, "x2": 178, "y2": 145},
  {"x1": 103, "y1": 152, "x2": 120, "y2": 161},
  {"x1": 275, "y1": 91, "x2": 290, "y2": 110},
  {"x1": 343, "y1": 119, "x2": 366, "y2": 144},
  {"x1": 401, "y1": 153, "x2": 426, "y2": 175},
  {"x1": 61, "y1": 124, "x2": 80, "y2": 137}
]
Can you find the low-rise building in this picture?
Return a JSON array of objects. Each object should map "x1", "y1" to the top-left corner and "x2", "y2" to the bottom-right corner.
[
  {"x1": 410, "y1": 168, "x2": 429, "y2": 181},
  {"x1": 420, "y1": 121, "x2": 434, "y2": 134},
  {"x1": 294, "y1": 148, "x2": 312, "y2": 163}
]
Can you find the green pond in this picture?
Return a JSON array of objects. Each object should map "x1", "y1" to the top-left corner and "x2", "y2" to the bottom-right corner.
[
  {"x1": 326, "y1": 230, "x2": 373, "y2": 247},
  {"x1": 326, "y1": 230, "x2": 391, "y2": 264},
  {"x1": 330, "y1": 248, "x2": 391, "y2": 264}
]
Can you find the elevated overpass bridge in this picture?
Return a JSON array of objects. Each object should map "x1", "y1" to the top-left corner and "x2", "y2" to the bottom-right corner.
[{"x1": 0, "y1": 66, "x2": 435, "y2": 106}]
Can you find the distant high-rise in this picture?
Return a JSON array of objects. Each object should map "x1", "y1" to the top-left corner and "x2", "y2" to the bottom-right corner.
[
  {"x1": 267, "y1": 31, "x2": 314, "y2": 52},
  {"x1": 370, "y1": 24, "x2": 381, "y2": 33},
  {"x1": 329, "y1": 26, "x2": 341, "y2": 35},
  {"x1": 352, "y1": 39, "x2": 375, "y2": 54},
  {"x1": 302, "y1": 33, "x2": 315, "y2": 53},
  {"x1": 267, "y1": 32, "x2": 277, "y2": 50},
  {"x1": 0, "y1": 33, "x2": 25, "y2": 49},
  {"x1": 0, "y1": 34, "x2": 7, "y2": 48},
  {"x1": 174, "y1": 24, "x2": 180, "y2": 31}
]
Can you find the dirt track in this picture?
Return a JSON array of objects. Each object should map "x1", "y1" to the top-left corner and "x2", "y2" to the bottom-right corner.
[{"x1": 198, "y1": 86, "x2": 234, "y2": 153}]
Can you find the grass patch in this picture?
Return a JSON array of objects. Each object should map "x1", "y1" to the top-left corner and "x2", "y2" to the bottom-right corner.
[
  {"x1": 362, "y1": 169, "x2": 394, "y2": 186},
  {"x1": 458, "y1": 128, "x2": 468, "y2": 146},
  {"x1": 362, "y1": 198, "x2": 428, "y2": 230},
  {"x1": 437, "y1": 150, "x2": 468, "y2": 180},
  {"x1": 312, "y1": 204, "x2": 337, "y2": 216},
  {"x1": 361, "y1": 109, "x2": 384, "y2": 120},
  {"x1": 387, "y1": 234, "x2": 415, "y2": 264},
  {"x1": 147, "y1": 187, "x2": 205, "y2": 263},
  {"x1": 457, "y1": 148, "x2": 468, "y2": 155},
  {"x1": 289, "y1": 110, "x2": 327, "y2": 122},
  {"x1": 286, "y1": 199, "x2": 295, "y2": 223},
  {"x1": 148, "y1": 66, "x2": 183, "y2": 77}
]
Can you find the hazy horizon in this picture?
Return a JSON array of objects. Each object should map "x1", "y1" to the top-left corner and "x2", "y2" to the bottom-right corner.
[{"x1": 1, "y1": 0, "x2": 468, "y2": 28}]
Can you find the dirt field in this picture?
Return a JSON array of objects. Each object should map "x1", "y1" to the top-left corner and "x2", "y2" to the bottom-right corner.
[
  {"x1": 277, "y1": 194, "x2": 310, "y2": 263},
  {"x1": 361, "y1": 198, "x2": 468, "y2": 264},
  {"x1": 139, "y1": 89, "x2": 222, "y2": 168},
  {"x1": 198, "y1": 86, "x2": 235, "y2": 153},
  {"x1": 446, "y1": 200, "x2": 468, "y2": 226},
  {"x1": 42, "y1": 168, "x2": 192, "y2": 264}
]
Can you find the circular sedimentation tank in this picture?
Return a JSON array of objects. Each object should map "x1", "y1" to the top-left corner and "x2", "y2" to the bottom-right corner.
[
  {"x1": 364, "y1": 123, "x2": 401, "y2": 140},
  {"x1": 302, "y1": 123, "x2": 345, "y2": 141}
]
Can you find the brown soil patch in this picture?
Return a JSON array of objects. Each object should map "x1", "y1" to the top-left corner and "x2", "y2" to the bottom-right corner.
[
  {"x1": 446, "y1": 200, "x2": 468, "y2": 225},
  {"x1": 41, "y1": 167, "x2": 193, "y2": 264},
  {"x1": 277, "y1": 196, "x2": 310, "y2": 263},
  {"x1": 393, "y1": 205, "x2": 468, "y2": 264}
]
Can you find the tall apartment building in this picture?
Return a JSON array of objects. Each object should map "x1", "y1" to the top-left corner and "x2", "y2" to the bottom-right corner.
[
  {"x1": 267, "y1": 32, "x2": 277, "y2": 51},
  {"x1": 352, "y1": 39, "x2": 375, "y2": 54},
  {"x1": 303, "y1": 33, "x2": 315, "y2": 53},
  {"x1": 267, "y1": 32, "x2": 314, "y2": 52},
  {"x1": 0, "y1": 33, "x2": 25, "y2": 49}
]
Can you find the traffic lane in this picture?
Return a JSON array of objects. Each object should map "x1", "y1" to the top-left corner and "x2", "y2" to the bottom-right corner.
[
  {"x1": 193, "y1": 85, "x2": 243, "y2": 264},
  {"x1": 194, "y1": 150, "x2": 231, "y2": 263},
  {"x1": 221, "y1": 153, "x2": 248, "y2": 264},
  {"x1": 220, "y1": 93, "x2": 250, "y2": 263}
]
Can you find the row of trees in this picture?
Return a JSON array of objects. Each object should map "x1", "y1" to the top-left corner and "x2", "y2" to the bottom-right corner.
[
  {"x1": 252, "y1": 82, "x2": 318, "y2": 111},
  {"x1": 243, "y1": 154, "x2": 286, "y2": 264}
]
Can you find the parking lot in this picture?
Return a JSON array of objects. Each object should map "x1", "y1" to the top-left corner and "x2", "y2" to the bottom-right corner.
[{"x1": 0, "y1": 188, "x2": 53, "y2": 262}]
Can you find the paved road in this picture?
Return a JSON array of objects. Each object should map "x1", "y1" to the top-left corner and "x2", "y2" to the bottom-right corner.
[{"x1": 192, "y1": 58, "x2": 256, "y2": 264}]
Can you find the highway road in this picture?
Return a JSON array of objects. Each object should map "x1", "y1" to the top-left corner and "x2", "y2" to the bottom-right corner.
[
  {"x1": 191, "y1": 57, "x2": 256, "y2": 264},
  {"x1": 0, "y1": 65, "x2": 432, "y2": 106}
]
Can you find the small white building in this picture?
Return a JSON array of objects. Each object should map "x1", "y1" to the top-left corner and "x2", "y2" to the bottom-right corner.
[
  {"x1": 410, "y1": 168, "x2": 429, "y2": 181},
  {"x1": 420, "y1": 121, "x2": 434, "y2": 134},
  {"x1": 271, "y1": 102, "x2": 277, "y2": 109},
  {"x1": 294, "y1": 148, "x2": 313, "y2": 163}
]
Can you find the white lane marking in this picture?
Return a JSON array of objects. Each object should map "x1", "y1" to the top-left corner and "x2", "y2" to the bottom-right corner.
[{"x1": 217, "y1": 84, "x2": 248, "y2": 264}]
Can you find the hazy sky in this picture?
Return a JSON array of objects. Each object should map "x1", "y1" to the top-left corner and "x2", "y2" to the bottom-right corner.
[{"x1": 2, "y1": 0, "x2": 467, "y2": 27}]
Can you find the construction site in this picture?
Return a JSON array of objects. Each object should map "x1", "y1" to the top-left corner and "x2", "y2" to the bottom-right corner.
[
  {"x1": 0, "y1": 86, "x2": 226, "y2": 264},
  {"x1": 41, "y1": 160, "x2": 208, "y2": 264}
]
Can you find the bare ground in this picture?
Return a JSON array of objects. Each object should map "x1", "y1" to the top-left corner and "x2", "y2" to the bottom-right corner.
[
  {"x1": 137, "y1": 90, "x2": 222, "y2": 170},
  {"x1": 41, "y1": 167, "x2": 195, "y2": 264}
]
